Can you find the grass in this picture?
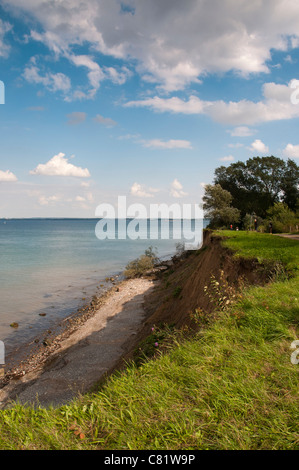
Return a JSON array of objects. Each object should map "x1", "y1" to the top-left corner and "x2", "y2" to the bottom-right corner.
[
  {"x1": 0, "y1": 231, "x2": 298, "y2": 450},
  {"x1": 216, "y1": 230, "x2": 299, "y2": 272}
]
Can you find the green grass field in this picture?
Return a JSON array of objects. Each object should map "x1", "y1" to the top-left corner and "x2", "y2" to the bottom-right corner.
[{"x1": 0, "y1": 231, "x2": 298, "y2": 450}]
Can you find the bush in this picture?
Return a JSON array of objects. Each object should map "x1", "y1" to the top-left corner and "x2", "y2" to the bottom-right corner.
[
  {"x1": 124, "y1": 246, "x2": 159, "y2": 278},
  {"x1": 257, "y1": 224, "x2": 267, "y2": 233},
  {"x1": 243, "y1": 214, "x2": 265, "y2": 231},
  {"x1": 267, "y1": 202, "x2": 299, "y2": 233}
]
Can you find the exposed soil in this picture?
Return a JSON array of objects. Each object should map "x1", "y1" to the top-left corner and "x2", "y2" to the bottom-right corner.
[{"x1": 116, "y1": 230, "x2": 271, "y2": 368}]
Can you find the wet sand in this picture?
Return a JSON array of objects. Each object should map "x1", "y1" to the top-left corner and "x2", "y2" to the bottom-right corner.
[{"x1": 0, "y1": 277, "x2": 157, "y2": 409}]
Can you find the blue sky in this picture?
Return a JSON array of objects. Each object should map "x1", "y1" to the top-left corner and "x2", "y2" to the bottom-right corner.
[{"x1": 1, "y1": 0, "x2": 299, "y2": 217}]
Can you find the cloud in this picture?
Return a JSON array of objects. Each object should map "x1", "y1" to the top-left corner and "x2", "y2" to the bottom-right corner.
[
  {"x1": 283, "y1": 143, "x2": 299, "y2": 158},
  {"x1": 219, "y1": 155, "x2": 234, "y2": 162},
  {"x1": 285, "y1": 54, "x2": 294, "y2": 63},
  {"x1": 75, "y1": 195, "x2": 86, "y2": 202},
  {"x1": 170, "y1": 179, "x2": 187, "y2": 198},
  {"x1": 38, "y1": 194, "x2": 61, "y2": 206},
  {"x1": 104, "y1": 66, "x2": 132, "y2": 85},
  {"x1": 228, "y1": 143, "x2": 244, "y2": 148},
  {"x1": 0, "y1": 19, "x2": 12, "y2": 58},
  {"x1": 75, "y1": 192, "x2": 94, "y2": 203},
  {"x1": 0, "y1": 169, "x2": 17, "y2": 182},
  {"x1": 125, "y1": 95, "x2": 206, "y2": 114},
  {"x1": 30, "y1": 152, "x2": 91, "y2": 178},
  {"x1": 228, "y1": 126, "x2": 256, "y2": 137},
  {"x1": 249, "y1": 139, "x2": 269, "y2": 154},
  {"x1": 67, "y1": 54, "x2": 105, "y2": 98},
  {"x1": 67, "y1": 112, "x2": 87, "y2": 125},
  {"x1": 24, "y1": 50, "x2": 131, "y2": 100},
  {"x1": 23, "y1": 62, "x2": 71, "y2": 94},
  {"x1": 66, "y1": 57, "x2": 132, "y2": 99},
  {"x1": 142, "y1": 139, "x2": 192, "y2": 150},
  {"x1": 126, "y1": 80, "x2": 299, "y2": 126},
  {"x1": 9, "y1": 0, "x2": 299, "y2": 92},
  {"x1": 93, "y1": 114, "x2": 117, "y2": 127},
  {"x1": 130, "y1": 182, "x2": 155, "y2": 198}
]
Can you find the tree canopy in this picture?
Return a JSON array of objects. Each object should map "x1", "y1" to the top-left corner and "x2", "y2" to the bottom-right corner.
[
  {"x1": 214, "y1": 156, "x2": 299, "y2": 218},
  {"x1": 202, "y1": 184, "x2": 240, "y2": 228}
]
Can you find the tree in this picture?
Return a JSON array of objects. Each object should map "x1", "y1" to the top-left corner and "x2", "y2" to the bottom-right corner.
[
  {"x1": 280, "y1": 159, "x2": 299, "y2": 211},
  {"x1": 203, "y1": 184, "x2": 240, "y2": 228},
  {"x1": 267, "y1": 202, "x2": 298, "y2": 233},
  {"x1": 214, "y1": 156, "x2": 299, "y2": 219}
]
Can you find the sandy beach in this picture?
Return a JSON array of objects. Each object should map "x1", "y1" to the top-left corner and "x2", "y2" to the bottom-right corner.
[{"x1": 0, "y1": 276, "x2": 157, "y2": 409}]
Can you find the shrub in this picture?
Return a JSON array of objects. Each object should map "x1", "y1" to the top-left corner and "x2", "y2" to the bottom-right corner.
[
  {"x1": 124, "y1": 246, "x2": 159, "y2": 278},
  {"x1": 267, "y1": 202, "x2": 298, "y2": 233}
]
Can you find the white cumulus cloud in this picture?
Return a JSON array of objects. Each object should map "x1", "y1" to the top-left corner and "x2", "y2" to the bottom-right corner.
[
  {"x1": 130, "y1": 182, "x2": 155, "y2": 198},
  {"x1": 0, "y1": 169, "x2": 18, "y2": 182},
  {"x1": 170, "y1": 179, "x2": 187, "y2": 198},
  {"x1": 228, "y1": 126, "x2": 256, "y2": 137},
  {"x1": 283, "y1": 143, "x2": 299, "y2": 158},
  {"x1": 30, "y1": 153, "x2": 91, "y2": 178},
  {"x1": 249, "y1": 139, "x2": 269, "y2": 154}
]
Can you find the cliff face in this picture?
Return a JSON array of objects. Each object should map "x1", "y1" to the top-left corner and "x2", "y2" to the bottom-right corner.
[
  {"x1": 140, "y1": 230, "x2": 269, "y2": 332},
  {"x1": 98, "y1": 230, "x2": 273, "y2": 382}
]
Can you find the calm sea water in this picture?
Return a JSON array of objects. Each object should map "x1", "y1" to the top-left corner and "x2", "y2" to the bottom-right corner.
[{"x1": 0, "y1": 218, "x2": 207, "y2": 359}]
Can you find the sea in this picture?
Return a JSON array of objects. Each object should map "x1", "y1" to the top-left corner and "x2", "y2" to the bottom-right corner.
[{"x1": 0, "y1": 218, "x2": 208, "y2": 363}]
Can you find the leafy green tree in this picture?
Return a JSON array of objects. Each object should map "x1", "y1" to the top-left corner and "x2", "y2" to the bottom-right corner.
[
  {"x1": 280, "y1": 160, "x2": 299, "y2": 211},
  {"x1": 214, "y1": 156, "x2": 299, "y2": 218},
  {"x1": 267, "y1": 202, "x2": 298, "y2": 233},
  {"x1": 203, "y1": 184, "x2": 240, "y2": 228}
]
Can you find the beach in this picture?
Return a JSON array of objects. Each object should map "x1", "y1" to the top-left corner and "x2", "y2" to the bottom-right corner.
[
  {"x1": 0, "y1": 218, "x2": 187, "y2": 354},
  {"x1": 0, "y1": 276, "x2": 157, "y2": 409},
  {"x1": 0, "y1": 218, "x2": 200, "y2": 409}
]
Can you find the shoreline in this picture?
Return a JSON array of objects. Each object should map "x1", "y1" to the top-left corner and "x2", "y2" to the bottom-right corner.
[
  {"x1": 0, "y1": 274, "x2": 158, "y2": 408},
  {"x1": 3, "y1": 271, "x2": 124, "y2": 373},
  {"x1": 2, "y1": 249, "x2": 175, "y2": 376}
]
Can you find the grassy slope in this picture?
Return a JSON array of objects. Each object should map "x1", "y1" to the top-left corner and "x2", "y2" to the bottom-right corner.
[{"x1": 0, "y1": 231, "x2": 298, "y2": 450}]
